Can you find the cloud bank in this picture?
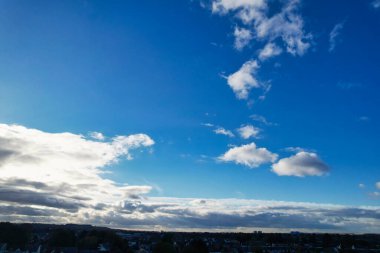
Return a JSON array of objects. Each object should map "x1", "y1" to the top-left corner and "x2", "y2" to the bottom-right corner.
[
  {"x1": 0, "y1": 123, "x2": 378, "y2": 232},
  {"x1": 0, "y1": 123, "x2": 154, "y2": 221}
]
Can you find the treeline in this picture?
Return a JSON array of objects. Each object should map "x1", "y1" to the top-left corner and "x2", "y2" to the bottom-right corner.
[
  {"x1": 0, "y1": 222, "x2": 132, "y2": 252},
  {"x1": 48, "y1": 229, "x2": 133, "y2": 253},
  {"x1": 152, "y1": 234, "x2": 208, "y2": 253},
  {"x1": 0, "y1": 222, "x2": 31, "y2": 249}
]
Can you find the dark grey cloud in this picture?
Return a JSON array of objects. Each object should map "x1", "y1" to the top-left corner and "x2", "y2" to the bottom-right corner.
[
  {"x1": 84, "y1": 200, "x2": 379, "y2": 232},
  {"x1": 0, "y1": 204, "x2": 65, "y2": 217},
  {"x1": 0, "y1": 178, "x2": 49, "y2": 189},
  {"x1": 322, "y1": 207, "x2": 380, "y2": 220},
  {"x1": 272, "y1": 152, "x2": 329, "y2": 177},
  {"x1": 0, "y1": 187, "x2": 86, "y2": 211},
  {"x1": 119, "y1": 201, "x2": 171, "y2": 214}
]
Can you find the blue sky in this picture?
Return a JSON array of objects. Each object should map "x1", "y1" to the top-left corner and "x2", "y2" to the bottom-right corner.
[{"x1": 0, "y1": 0, "x2": 379, "y2": 232}]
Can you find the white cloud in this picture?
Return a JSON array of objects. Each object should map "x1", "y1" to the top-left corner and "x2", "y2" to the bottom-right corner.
[
  {"x1": 359, "y1": 183, "x2": 366, "y2": 189},
  {"x1": 214, "y1": 127, "x2": 235, "y2": 137},
  {"x1": 0, "y1": 124, "x2": 379, "y2": 233},
  {"x1": 227, "y1": 60, "x2": 261, "y2": 99},
  {"x1": 212, "y1": 0, "x2": 267, "y2": 16},
  {"x1": 0, "y1": 123, "x2": 154, "y2": 214},
  {"x1": 372, "y1": 0, "x2": 380, "y2": 9},
  {"x1": 218, "y1": 142, "x2": 277, "y2": 168},
  {"x1": 212, "y1": 0, "x2": 311, "y2": 56},
  {"x1": 84, "y1": 197, "x2": 380, "y2": 232},
  {"x1": 211, "y1": 0, "x2": 311, "y2": 101},
  {"x1": 250, "y1": 114, "x2": 276, "y2": 126},
  {"x1": 202, "y1": 123, "x2": 214, "y2": 127},
  {"x1": 237, "y1": 124, "x2": 260, "y2": 139},
  {"x1": 376, "y1": 182, "x2": 380, "y2": 189},
  {"x1": 89, "y1": 131, "x2": 105, "y2": 140},
  {"x1": 272, "y1": 152, "x2": 329, "y2": 177},
  {"x1": 284, "y1": 146, "x2": 306, "y2": 153},
  {"x1": 234, "y1": 26, "x2": 253, "y2": 50},
  {"x1": 329, "y1": 21, "x2": 345, "y2": 52},
  {"x1": 1, "y1": 194, "x2": 380, "y2": 233},
  {"x1": 258, "y1": 42, "x2": 283, "y2": 60},
  {"x1": 284, "y1": 147, "x2": 316, "y2": 153}
]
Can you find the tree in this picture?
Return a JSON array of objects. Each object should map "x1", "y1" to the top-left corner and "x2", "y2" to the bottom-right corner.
[
  {"x1": 49, "y1": 229, "x2": 76, "y2": 247},
  {"x1": 153, "y1": 234, "x2": 176, "y2": 253},
  {"x1": 0, "y1": 222, "x2": 30, "y2": 249},
  {"x1": 182, "y1": 239, "x2": 208, "y2": 253}
]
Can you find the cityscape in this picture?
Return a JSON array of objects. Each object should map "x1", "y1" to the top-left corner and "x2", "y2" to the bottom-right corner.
[{"x1": 1, "y1": 222, "x2": 380, "y2": 253}]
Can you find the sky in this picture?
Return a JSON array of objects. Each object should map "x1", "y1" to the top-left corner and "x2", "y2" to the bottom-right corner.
[{"x1": 0, "y1": 0, "x2": 379, "y2": 233}]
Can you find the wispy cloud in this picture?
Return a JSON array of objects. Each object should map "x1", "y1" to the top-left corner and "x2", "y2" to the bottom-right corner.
[
  {"x1": 259, "y1": 42, "x2": 283, "y2": 61},
  {"x1": 337, "y1": 81, "x2": 361, "y2": 90},
  {"x1": 372, "y1": 0, "x2": 380, "y2": 9},
  {"x1": 329, "y1": 21, "x2": 345, "y2": 52},
  {"x1": 89, "y1": 131, "x2": 105, "y2": 140},
  {"x1": 203, "y1": 123, "x2": 234, "y2": 137},
  {"x1": 214, "y1": 127, "x2": 235, "y2": 137},
  {"x1": 234, "y1": 26, "x2": 253, "y2": 50},
  {"x1": 284, "y1": 146, "x2": 316, "y2": 153},
  {"x1": 201, "y1": 123, "x2": 214, "y2": 127},
  {"x1": 358, "y1": 116, "x2": 370, "y2": 122},
  {"x1": 250, "y1": 114, "x2": 276, "y2": 126}
]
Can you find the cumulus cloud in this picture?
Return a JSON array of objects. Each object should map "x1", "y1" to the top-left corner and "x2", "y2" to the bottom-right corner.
[
  {"x1": 211, "y1": 0, "x2": 311, "y2": 100},
  {"x1": 212, "y1": 0, "x2": 311, "y2": 56},
  {"x1": 218, "y1": 142, "x2": 277, "y2": 168},
  {"x1": 234, "y1": 26, "x2": 253, "y2": 50},
  {"x1": 272, "y1": 152, "x2": 329, "y2": 177},
  {"x1": 0, "y1": 123, "x2": 154, "y2": 219},
  {"x1": 214, "y1": 127, "x2": 235, "y2": 137},
  {"x1": 329, "y1": 21, "x2": 345, "y2": 52},
  {"x1": 227, "y1": 60, "x2": 261, "y2": 99},
  {"x1": 259, "y1": 42, "x2": 283, "y2": 60},
  {"x1": 376, "y1": 182, "x2": 380, "y2": 189},
  {"x1": 237, "y1": 124, "x2": 260, "y2": 139}
]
